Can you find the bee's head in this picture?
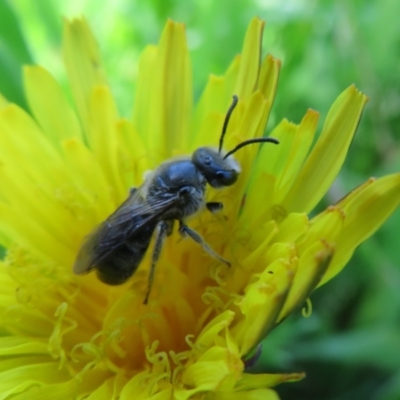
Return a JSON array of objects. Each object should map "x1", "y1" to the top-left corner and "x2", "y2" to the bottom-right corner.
[
  {"x1": 193, "y1": 95, "x2": 279, "y2": 188},
  {"x1": 192, "y1": 147, "x2": 240, "y2": 188}
]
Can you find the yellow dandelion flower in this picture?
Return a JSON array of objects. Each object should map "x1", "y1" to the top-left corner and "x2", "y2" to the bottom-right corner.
[{"x1": 0, "y1": 16, "x2": 399, "y2": 400}]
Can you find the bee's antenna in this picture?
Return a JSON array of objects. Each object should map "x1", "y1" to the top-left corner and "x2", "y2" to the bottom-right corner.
[
  {"x1": 218, "y1": 95, "x2": 239, "y2": 154},
  {"x1": 223, "y1": 137, "x2": 279, "y2": 160}
]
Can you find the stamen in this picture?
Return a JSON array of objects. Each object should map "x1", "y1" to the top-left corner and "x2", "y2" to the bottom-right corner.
[
  {"x1": 48, "y1": 302, "x2": 77, "y2": 369},
  {"x1": 302, "y1": 298, "x2": 313, "y2": 317}
]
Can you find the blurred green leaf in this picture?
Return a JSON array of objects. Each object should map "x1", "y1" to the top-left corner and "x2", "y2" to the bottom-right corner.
[
  {"x1": 0, "y1": 0, "x2": 32, "y2": 108},
  {"x1": 293, "y1": 328, "x2": 400, "y2": 370}
]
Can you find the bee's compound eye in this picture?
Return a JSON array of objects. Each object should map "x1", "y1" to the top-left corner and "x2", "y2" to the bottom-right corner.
[{"x1": 215, "y1": 170, "x2": 238, "y2": 186}]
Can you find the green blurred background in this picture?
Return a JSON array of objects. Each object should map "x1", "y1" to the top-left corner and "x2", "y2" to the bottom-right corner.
[{"x1": 2, "y1": 0, "x2": 400, "y2": 399}]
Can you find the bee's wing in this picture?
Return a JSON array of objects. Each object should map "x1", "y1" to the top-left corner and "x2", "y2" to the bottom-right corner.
[{"x1": 73, "y1": 188, "x2": 179, "y2": 275}]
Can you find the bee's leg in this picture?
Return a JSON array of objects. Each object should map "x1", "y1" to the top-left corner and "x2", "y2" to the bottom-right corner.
[
  {"x1": 144, "y1": 220, "x2": 169, "y2": 304},
  {"x1": 166, "y1": 219, "x2": 174, "y2": 236},
  {"x1": 179, "y1": 221, "x2": 231, "y2": 267},
  {"x1": 206, "y1": 202, "x2": 223, "y2": 213}
]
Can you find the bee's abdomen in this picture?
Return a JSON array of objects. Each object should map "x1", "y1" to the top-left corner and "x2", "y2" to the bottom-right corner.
[{"x1": 96, "y1": 222, "x2": 157, "y2": 285}]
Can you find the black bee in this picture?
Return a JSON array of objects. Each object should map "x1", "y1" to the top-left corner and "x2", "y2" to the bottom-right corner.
[{"x1": 73, "y1": 96, "x2": 278, "y2": 303}]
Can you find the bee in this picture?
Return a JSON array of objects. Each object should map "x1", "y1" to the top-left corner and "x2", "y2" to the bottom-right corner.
[{"x1": 73, "y1": 95, "x2": 279, "y2": 303}]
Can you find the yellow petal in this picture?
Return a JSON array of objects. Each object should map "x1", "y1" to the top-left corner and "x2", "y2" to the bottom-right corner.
[
  {"x1": 0, "y1": 161, "x2": 80, "y2": 253},
  {"x1": 283, "y1": 85, "x2": 368, "y2": 213},
  {"x1": 155, "y1": 20, "x2": 192, "y2": 153},
  {"x1": 87, "y1": 85, "x2": 126, "y2": 202},
  {"x1": 275, "y1": 110, "x2": 319, "y2": 202},
  {"x1": 23, "y1": 66, "x2": 83, "y2": 147},
  {"x1": 255, "y1": 119, "x2": 298, "y2": 178},
  {"x1": 179, "y1": 345, "x2": 242, "y2": 397},
  {"x1": 234, "y1": 18, "x2": 264, "y2": 100},
  {"x1": 132, "y1": 45, "x2": 157, "y2": 144},
  {"x1": 195, "y1": 310, "x2": 235, "y2": 349},
  {"x1": 133, "y1": 21, "x2": 192, "y2": 158},
  {"x1": 276, "y1": 207, "x2": 345, "y2": 320},
  {"x1": 221, "y1": 92, "x2": 278, "y2": 220},
  {"x1": 0, "y1": 104, "x2": 69, "y2": 192},
  {"x1": 235, "y1": 257, "x2": 293, "y2": 355},
  {"x1": 0, "y1": 361, "x2": 69, "y2": 399},
  {"x1": 10, "y1": 381, "x2": 77, "y2": 400},
  {"x1": 273, "y1": 213, "x2": 309, "y2": 243},
  {"x1": 232, "y1": 92, "x2": 272, "y2": 176},
  {"x1": 224, "y1": 55, "x2": 241, "y2": 101},
  {"x1": 297, "y1": 205, "x2": 345, "y2": 254},
  {"x1": 257, "y1": 54, "x2": 281, "y2": 104},
  {"x1": 12, "y1": 370, "x2": 113, "y2": 400},
  {"x1": 320, "y1": 173, "x2": 400, "y2": 285},
  {"x1": 279, "y1": 245, "x2": 333, "y2": 321},
  {"x1": 85, "y1": 375, "x2": 127, "y2": 400},
  {"x1": 61, "y1": 138, "x2": 114, "y2": 223},
  {"x1": 251, "y1": 54, "x2": 281, "y2": 142},
  {"x1": 63, "y1": 17, "x2": 108, "y2": 136},
  {"x1": 242, "y1": 172, "x2": 276, "y2": 230},
  {"x1": 116, "y1": 119, "x2": 149, "y2": 188},
  {"x1": 190, "y1": 75, "x2": 226, "y2": 149},
  {"x1": 236, "y1": 371, "x2": 305, "y2": 390},
  {"x1": 0, "y1": 337, "x2": 48, "y2": 356}
]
